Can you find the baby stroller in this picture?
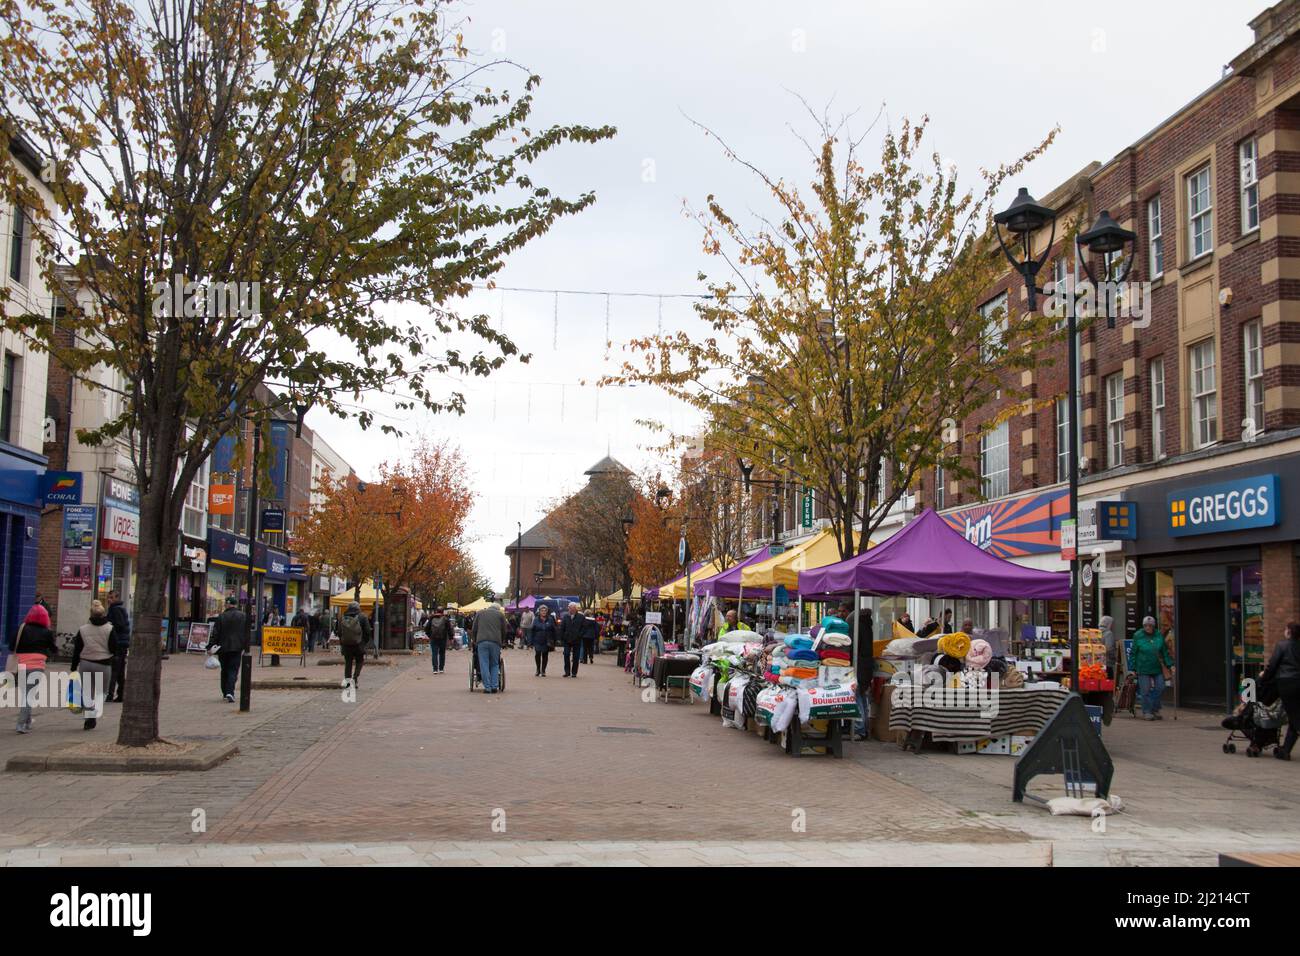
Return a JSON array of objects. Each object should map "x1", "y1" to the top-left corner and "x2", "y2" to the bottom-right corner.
[{"x1": 1221, "y1": 699, "x2": 1285, "y2": 756}]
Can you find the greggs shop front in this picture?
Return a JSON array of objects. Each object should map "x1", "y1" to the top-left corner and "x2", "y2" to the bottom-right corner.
[{"x1": 1125, "y1": 456, "x2": 1300, "y2": 713}]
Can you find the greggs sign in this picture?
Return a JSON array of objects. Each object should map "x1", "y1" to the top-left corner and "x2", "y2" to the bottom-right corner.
[{"x1": 1168, "y1": 475, "x2": 1279, "y2": 537}]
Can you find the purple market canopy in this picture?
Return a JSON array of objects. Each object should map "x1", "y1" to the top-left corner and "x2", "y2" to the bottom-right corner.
[
  {"x1": 694, "y1": 546, "x2": 770, "y2": 599},
  {"x1": 505, "y1": 595, "x2": 537, "y2": 612},
  {"x1": 645, "y1": 560, "x2": 707, "y2": 601},
  {"x1": 797, "y1": 508, "x2": 1069, "y2": 600}
]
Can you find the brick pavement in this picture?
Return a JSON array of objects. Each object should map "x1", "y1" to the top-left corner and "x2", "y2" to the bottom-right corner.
[{"x1": 1, "y1": 644, "x2": 1298, "y2": 865}]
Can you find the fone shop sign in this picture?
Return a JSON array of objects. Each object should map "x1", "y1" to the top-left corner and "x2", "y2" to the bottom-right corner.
[{"x1": 1167, "y1": 474, "x2": 1279, "y2": 537}]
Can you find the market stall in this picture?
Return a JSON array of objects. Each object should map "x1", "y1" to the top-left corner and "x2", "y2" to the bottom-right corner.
[
  {"x1": 329, "y1": 580, "x2": 385, "y2": 611},
  {"x1": 798, "y1": 508, "x2": 1071, "y2": 754}
]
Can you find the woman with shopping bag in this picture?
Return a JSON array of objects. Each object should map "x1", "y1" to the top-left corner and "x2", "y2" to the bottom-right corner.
[{"x1": 71, "y1": 601, "x2": 115, "y2": 730}]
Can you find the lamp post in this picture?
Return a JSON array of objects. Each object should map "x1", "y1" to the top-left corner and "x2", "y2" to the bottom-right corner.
[
  {"x1": 993, "y1": 189, "x2": 1136, "y2": 691},
  {"x1": 515, "y1": 521, "x2": 523, "y2": 606}
]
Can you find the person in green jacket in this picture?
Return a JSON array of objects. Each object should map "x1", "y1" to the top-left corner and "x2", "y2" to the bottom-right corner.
[
  {"x1": 1129, "y1": 615, "x2": 1175, "y2": 720},
  {"x1": 717, "y1": 609, "x2": 751, "y2": 639}
]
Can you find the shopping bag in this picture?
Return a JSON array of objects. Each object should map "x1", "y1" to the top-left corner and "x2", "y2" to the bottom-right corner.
[
  {"x1": 65, "y1": 673, "x2": 84, "y2": 713},
  {"x1": 204, "y1": 653, "x2": 221, "y2": 670}
]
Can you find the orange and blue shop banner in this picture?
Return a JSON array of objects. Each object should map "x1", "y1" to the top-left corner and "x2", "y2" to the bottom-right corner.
[{"x1": 940, "y1": 489, "x2": 1068, "y2": 558}]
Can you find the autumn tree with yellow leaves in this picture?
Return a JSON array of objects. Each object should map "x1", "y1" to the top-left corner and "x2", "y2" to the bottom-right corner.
[{"x1": 607, "y1": 114, "x2": 1060, "y2": 560}]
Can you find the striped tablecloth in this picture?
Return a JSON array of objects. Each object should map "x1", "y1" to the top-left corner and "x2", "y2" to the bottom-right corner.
[{"x1": 887, "y1": 686, "x2": 1070, "y2": 741}]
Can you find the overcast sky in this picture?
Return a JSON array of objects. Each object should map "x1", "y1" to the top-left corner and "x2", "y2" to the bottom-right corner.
[{"x1": 305, "y1": 0, "x2": 1259, "y2": 592}]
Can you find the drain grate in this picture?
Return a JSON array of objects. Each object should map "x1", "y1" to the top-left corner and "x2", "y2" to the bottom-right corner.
[{"x1": 597, "y1": 726, "x2": 652, "y2": 735}]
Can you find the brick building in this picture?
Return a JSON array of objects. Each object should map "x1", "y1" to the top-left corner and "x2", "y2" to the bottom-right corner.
[{"x1": 912, "y1": 0, "x2": 1300, "y2": 710}]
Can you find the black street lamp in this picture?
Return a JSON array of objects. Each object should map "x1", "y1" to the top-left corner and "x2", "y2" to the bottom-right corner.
[{"x1": 993, "y1": 190, "x2": 1137, "y2": 691}]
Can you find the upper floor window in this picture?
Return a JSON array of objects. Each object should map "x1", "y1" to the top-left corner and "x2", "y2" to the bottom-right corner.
[
  {"x1": 1105, "y1": 373, "x2": 1125, "y2": 469},
  {"x1": 1150, "y1": 358, "x2": 1166, "y2": 461},
  {"x1": 1189, "y1": 338, "x2": 1218, "y2": 449},
  {"x1": 1147, "y1": 195, "x2": 1164, "y2": 278},
  {"x1": 979, "y1": 292, "x2": 1008, "y2": 361},
  {"x1": 8, "y1": 206, "x2": 27, "y2": 285},
  {"x1": 1055, "y1": 397, "x2": 1070, "y2": 483},
  {"x1": 540, "y1": 556, "x2": 553, "y2": 578},
  {"x1": 182, "y1": 458, "x2": 210, "y2": 539},
  {"x1": 979, "y1": 420, "x2": 1009, "y2": 500},
  {"x1": 1240, "y1": 139, "x2": 1259, "y2": 234},
  {"x1": 1244, "y1": 319, "x2": 1264, "y2": 438},
  {"x1": 1051, "y1": 258, "x2": 1068, "y2": 331},
  {"x1": 1187, "y1": 165, "x2": 1213, "y2": 261},
  {"x1": 0, "y1": 352, "x2": 16, "y2": 443},
  {"x1": 934, "y1": 464, "x2": 945, "y2": 511}
]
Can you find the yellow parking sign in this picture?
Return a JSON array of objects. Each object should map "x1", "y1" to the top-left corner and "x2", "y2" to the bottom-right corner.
[{"x1": 262, "y1": 626, "x2": 303, "y2": 657}]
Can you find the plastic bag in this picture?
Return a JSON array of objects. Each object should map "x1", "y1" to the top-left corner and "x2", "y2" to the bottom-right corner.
[
  {"x1": 204, "y1": 653, "x2": 221, "y2": 670},
  {"x1": 65, "y1": 673, "x2": 84, "y2": 713}
]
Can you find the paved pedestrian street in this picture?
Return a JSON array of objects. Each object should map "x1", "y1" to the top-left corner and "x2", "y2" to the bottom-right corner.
[{"x1": 1, "y1": 647, "x2": 1298, "y2": 866}]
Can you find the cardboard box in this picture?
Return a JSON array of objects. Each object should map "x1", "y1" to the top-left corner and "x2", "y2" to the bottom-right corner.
[{"x1": 870, "y1": 692, "x2": 906, "y2": 743}]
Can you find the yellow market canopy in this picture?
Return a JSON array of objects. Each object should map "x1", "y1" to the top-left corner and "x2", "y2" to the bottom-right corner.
[
  {"x1": 457, "y1": 596, "x2": 492, "y2": 614},
  {"x1": 597, "y1": 585, "x2": 642, "y2": 608},
  {"x1": 329, "y1": 580, "x2": 384, "y2": 609},
  {"x1": 658, "y1": 559, "x2": 726, "y2": 600},
  {"x1": 739, "y1": 529, "x2": 865, "y2": 592}
]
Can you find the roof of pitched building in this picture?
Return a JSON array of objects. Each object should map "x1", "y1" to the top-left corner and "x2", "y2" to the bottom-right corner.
[{"x1": 583, "y1": 455, "x2": 632, "y2": 477}]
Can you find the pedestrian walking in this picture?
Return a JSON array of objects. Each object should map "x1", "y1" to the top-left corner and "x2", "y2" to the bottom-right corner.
[
  {"x1": 206, "y1": 595, "x2": 248, "y2": 702},
  {"x1": 337, "y1": 601, "x2": 371, "y2": 688},
  {"x1": 559, "y1": 601, "x2": 588, "y2": 678},
  {"x1": 1261, "y1": 621, "x2": 1300, "y2": 760},
  {"x1": 1129, "y1": 615, "x2": 1174, "y2": 720},
  {"x1": 519, "y1": 607, "x2": 534, "y2": 651},
  {"x1": 1099, "y1": 614, "x2": 1119, "y2": 678},
  {"x1": 528, "y1": 603, "x2": 557, "y2": 676},
  {"x1": 105, "y1": 589, "x2": 130, "y2": 703},
  {"x1": 71, "y1": 601, "x2": 115, "y2": 729},
  {"x1": 471, "y1": 599, "x2": 506, "y2": 693},
  {"x1": 425, "y1": 607, "x2": 451, "y2": 674},
  {"x1": 11, "y1": 604, "x2": 55, "y2": 733},
  {"x1": 581, "y1": 612, "x2": 597, "y2": 664}
]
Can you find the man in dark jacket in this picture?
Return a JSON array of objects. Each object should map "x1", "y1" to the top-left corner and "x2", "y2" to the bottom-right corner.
[
  {"x1": 840, "y1": 603, "x2": 874, "y2": 740},
  {"x1": 105, "y1": 590, "x2": 130, "y2": 703},
  {"x1": 207, "y1": 595, "x2": 248, "y2": 702},
  {"x1": 425, "y1": 608, "x2": 452, "y2": 674},
  {"x1": 337, "y1": 601, "x2": 372, "y2": 688},
  {"x1": 559, "y1": 602, "x2": 589, "y2": 678}
]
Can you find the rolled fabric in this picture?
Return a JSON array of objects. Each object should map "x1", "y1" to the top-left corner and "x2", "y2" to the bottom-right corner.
[
  {"x1": 965, "y1": 638, "x2": 993, "y2": 670},
  {"x1": 937, "y1": 631, "x2": 971, "y2": 659}
]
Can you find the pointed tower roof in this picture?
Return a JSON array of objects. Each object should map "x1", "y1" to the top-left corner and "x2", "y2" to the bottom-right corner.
[{"x1": 583, "y1": 455, "x2": 632, "y2": 478}]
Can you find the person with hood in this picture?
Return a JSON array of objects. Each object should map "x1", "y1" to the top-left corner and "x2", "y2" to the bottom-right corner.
[
  {"x1": 105, "y1": 590, "x2": 130, "y2": 703},
  {"x1": 72, "y1": 601, "x2": 115, "y2": 729},
  {"x1": 528, "y1": 603, "x2": 557, "y2": 677},
  {"x1": 1129, "y1": 615, "x2": 1174, "y2": 720},
  {"x1": 470, "y1": 599, "x2": 507, "y2": 692},
  {"x1": 207, "y1": 595, "x2": 248, "y2": 702},
  {"x1": 12, "y1": 604, "x2": 56, "y2": 733},
  {"x1": 291, "y1": 606, "x2": 309, "y2": 645},
  {"x1": 337, "y1": 601, "x2": 372, "y2": 688},
  {"x1": 424, "y1": 606, "x2": 452, "y2": 674},
  {"x1": 1099, "y1": 615, "x2": 1118, "y2": 677}
]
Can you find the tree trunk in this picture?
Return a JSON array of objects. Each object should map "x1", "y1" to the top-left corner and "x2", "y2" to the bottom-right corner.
[{"x1": 116, "y1": 472, "x2": 178, "y2": 746}]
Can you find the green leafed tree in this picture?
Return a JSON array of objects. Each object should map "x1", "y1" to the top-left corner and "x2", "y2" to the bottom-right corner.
[
  {"x1": 606, "y1": 111, "x2": 1058, "y2": 560},
  {"x1": 0, "y1": 0, "x2": 614, "y2": 744}
]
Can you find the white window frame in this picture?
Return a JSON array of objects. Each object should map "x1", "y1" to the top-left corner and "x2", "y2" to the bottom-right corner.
[
  {"x1": 1051, "y1": 258, "x2": 1068, "y2": 331},
  {"x1": 1187, "y1": 165, "x2": 1213, "y2": 261},
  {"x1": 934, "y1": 464, "x2": 944, "y2": 510},
  {"x1": 1244, "y1": 319, "x2": 1264, "y2": 437},
  {"x1": 979, "y1": 420, "x2": 1009, "y2": 500},
  {"x1": 1240, "y1": 139, "x2": 1259, "y2": 235},
  {"x1": 980, "y1": 292, "x2": 1008, "y2": 361},
  {"x1": 182, "y1": 456, "x2": 210, "y2": 540},
  {"x1": 1147, "y1": 195, "x2": 1164, "y2": 278},
  {"x1": 1055, "y1": 397, "x2": 1070, "y2": 483},
  {"x1": 1150, "y1": 358, "x2": 1166, "y2": 461},
  {"x1": 1189, "y1": 339, "x2": 1218, "y2": 450},
  {"x1": 1105, "y1": 373, "x2": 1125, "y2": 469}
]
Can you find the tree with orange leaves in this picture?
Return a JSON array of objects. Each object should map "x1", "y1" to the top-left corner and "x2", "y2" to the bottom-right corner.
[
  {"x1": 293, "y1": 439, "x2": 474, "y2": 609},
  {"x1": 624, "y1": 479, "x2": 708, "y2": 590}
]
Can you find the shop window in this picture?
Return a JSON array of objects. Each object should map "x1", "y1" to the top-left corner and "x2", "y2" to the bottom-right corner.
[
  {"x1": 1243, "y1": 319, "x2": 1264, "y2": 438},
  {"x1": 1186, "y1": 164, "x2": 1213, "y2": 261},
  {"x1": 1239, "y1": 139, "x2": 1259, "y2": 234},
  {"x1": 1189, "y1": 338, "x2": 1218, "y2": 449},
  {"x1": 1150, "y1": 357, "x2": 1165, "y2": 460},
  {"x1": 1230, "y1": 564, "x2": 1264, "y2": 696}
]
